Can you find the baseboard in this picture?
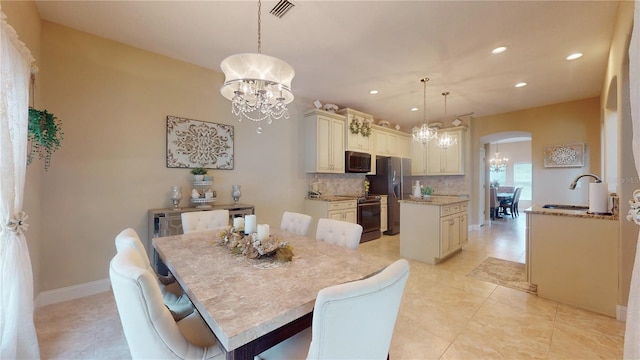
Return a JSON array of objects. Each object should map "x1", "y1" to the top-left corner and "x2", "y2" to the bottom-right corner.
[
  {"x1": 35, "y1": 278, "x2": 111, "y2": 308},
  {"x1": 617, "y1": 305, "x2": 627, "y2": 322}
]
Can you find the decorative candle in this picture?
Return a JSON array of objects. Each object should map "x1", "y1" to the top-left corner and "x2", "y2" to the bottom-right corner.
[
  {"x1": 244, "y1": 215, "x2": 256, "y2": 235},
  {"x1": 257, "y1": 224, "x2": 270, "y2": 241},
  {"x1": 233, "y1": 217, "x2": 245, "y2": 230}
]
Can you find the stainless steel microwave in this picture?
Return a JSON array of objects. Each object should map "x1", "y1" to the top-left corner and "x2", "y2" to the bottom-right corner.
[{"x1": 345, "y1": 151, "x2": 372, "y2": 173}]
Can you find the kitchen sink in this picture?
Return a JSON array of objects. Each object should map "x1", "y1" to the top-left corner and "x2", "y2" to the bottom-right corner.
[{"x1": 542, "y1": 204, "x2": 589, "y2": 211}]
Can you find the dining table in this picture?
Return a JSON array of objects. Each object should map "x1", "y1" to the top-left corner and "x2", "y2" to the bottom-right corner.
[{"x1": 153, "y1": 228, "x2": 391, "y2": 360}]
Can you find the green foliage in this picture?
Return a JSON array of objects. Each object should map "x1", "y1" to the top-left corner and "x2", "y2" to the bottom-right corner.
[
  {"x1": 28, "y1": 107, "x2": 64, "y2": 171},
  {"x1": 190, "y1": 167, "x2": 208, "y2": 175},
  {"x1": 421, "y1": 186, "x2": 434, "y2": 196}
]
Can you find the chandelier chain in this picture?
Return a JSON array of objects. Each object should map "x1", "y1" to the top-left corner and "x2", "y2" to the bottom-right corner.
[{"x1": 257, "y1": 0, "x2": 262, "y2": 54}]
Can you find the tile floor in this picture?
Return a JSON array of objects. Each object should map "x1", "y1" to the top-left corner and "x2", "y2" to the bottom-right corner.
[{"x1": 35, "y1": 215, "x2": 625, "y2": 359}]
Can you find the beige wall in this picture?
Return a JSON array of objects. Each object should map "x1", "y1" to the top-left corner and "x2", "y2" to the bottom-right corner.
[
  {"x1": 601, "y1": 0, "x2": 635, "y2": 308},
  {"x1": 2, "y1": 0, "x2": 44, "y2": 294},
  {"x1": 36, "y1": 21, "x2": 311, "y2": 291}
]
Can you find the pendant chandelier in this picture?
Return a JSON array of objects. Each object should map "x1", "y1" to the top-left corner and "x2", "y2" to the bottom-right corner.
[
  {"x1": 489, "y1": 141, "x2": 509, "y2": 172},
  {"x1": 220, "y1": 0, "x2": 295, "y2": 134},
  {"x1": 412, "y1": 77, "x2": 438, "y2": 145},
  {"x1": 437, "y1": 91, "x2": 458, "y2": 150}
]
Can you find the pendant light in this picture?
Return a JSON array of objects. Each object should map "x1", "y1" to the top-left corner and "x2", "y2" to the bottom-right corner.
[
  {"x1": 437, "y1": 91, "x2": 457, "y2": 150},
  {"x1": 489, "y1": 140, "x2": 509, "y2": 172},
  {"x1": 412, "y1": 78, "x2": 438, "y2": 145},
  {"x1": 220, "y1": 0, "x2": 295, "y2": 134}
]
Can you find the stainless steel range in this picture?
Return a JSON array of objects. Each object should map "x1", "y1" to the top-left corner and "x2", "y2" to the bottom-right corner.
[{"x1": 357, "y1": 195, "x2": 381, "y2": 243}]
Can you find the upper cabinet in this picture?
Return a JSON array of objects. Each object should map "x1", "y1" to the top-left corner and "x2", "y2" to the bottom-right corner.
[
  {"x1": 375, "y1": 129, "x2": 398, "y2": 156},
  {"x1": 304, "y1": 110, "x2": 345, "y2": 173},
  {"x1": 338, "y1": 108, "x2": 373, "y2": 154},
  {"x1": 411, "y1": 140, "x2": 428, "y2": 175},
  {"x1": 426, "y1": 128, "x2": 465, "y2": 175}
]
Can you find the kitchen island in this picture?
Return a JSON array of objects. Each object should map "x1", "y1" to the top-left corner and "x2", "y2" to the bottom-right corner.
[
  {"x1": 525, "y1": 205, "x2": 619, "y2": 317},
  {"x1": 399, "y1": 197, "x2": 469, "y2": 264}
]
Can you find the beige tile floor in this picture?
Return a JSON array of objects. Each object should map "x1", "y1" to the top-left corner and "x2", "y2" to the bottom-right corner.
[{"x1": 35, "y1": 215, "x2": 625, "y2": 359}]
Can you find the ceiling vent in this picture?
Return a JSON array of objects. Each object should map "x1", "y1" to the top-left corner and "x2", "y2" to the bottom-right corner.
[{"x1": 270, "y1": 0, "x2": 295, "y2": 18}]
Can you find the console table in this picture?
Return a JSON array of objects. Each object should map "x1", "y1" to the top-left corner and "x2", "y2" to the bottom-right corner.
[{"x1": 147, "y1": 203, "x2": 254, "y2": 273}]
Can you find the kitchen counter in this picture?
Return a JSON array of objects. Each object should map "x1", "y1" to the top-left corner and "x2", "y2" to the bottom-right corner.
[
  {"x1": 400, "y1": 196, "x2": 469, "y2": 206},
  {"x1": 525, "y1": 205, "x2": 618, "y2": 220}
]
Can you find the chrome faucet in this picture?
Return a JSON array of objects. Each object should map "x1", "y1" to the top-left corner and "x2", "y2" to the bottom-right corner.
[{"x1": 569, "y1": 173, "x2": 602, "y2": 190}]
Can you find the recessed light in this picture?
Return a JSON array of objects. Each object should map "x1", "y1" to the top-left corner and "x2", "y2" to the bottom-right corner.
[
  {"x1": 369, "y1": 90, "x2": 379, "y2": 95},
  {"x1": 515, "y1": 82, "x2": 527, "y2": 88},
  {"x1": 566, "y1": 53, "x2": 583, "y2": 60},
  {"x1": 411, "y1": 107, "x2": 419, "y2": 112},
  {"x1": 492, "y1": 46, "x2": 507, "y2": 54}
]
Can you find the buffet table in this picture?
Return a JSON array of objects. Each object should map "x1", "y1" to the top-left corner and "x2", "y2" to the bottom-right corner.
[{"x1": 153, "y1": 228, "x2": 390, "y2": 360}]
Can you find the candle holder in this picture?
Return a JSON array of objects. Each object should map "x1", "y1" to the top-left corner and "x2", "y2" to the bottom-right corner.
[
  {"x1": 232, "y1": 185, "x2": 242, "y2": 204},
  {"x1": 170, "y1": 185, "x2": 183, "y2": 209}
]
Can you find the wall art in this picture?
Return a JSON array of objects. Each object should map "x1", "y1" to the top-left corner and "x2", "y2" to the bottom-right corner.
[
  {"x1": 543, "y1": 143, "x2": 585, "y2": 168},
  {"x1": 166, "y1": 116, "x2": 234, "y2": 170}
]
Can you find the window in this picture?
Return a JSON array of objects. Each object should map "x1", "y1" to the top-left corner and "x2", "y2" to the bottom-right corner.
[
  {"x1": 490, "y1": 170, "x2": 506, "y2": 187},
  {"x1": 513, "y1": 163, "x2": 532, "y2": 200}
]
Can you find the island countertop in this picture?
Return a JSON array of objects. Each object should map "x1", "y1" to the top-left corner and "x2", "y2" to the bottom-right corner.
[
  {"x1": 524, "y1": 205, "x2": 618, "y2": 220},
  {"x1": 400, "y1": 196, "x2": 469, "y2": 206}
]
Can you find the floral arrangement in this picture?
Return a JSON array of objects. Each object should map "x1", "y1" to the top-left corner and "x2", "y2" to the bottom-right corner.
[
  {"x1": 216, "y1": 227, "x2": 294, "y2": 262},
  {"x1": 349, "y1": 118, "x2": 372, "y2": 137}
]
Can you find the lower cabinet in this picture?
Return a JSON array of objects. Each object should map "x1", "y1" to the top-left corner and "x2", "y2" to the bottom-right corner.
[
  {"x1": 399, "y1": 200, "x2": 469, "y2": 264},
  {"x1": 303, "y1": 199, "x2": 357, "y2": 238},
  {"x1": 380, "y1": 196, "x2": 388, "y2": 233}
]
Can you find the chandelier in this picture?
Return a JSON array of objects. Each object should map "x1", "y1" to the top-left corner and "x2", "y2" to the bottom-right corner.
[
  {"x1": 437, "y1": 91, "x2": 458, "y2": 150},
  {"x1": 220, "y1": 0, "x2": 295, "y2": 134},
  {"x1": 489, "y1": 141, "x2": 509, "y2": 172},
  {"x1": 412, "y1": 78, "x2": 438, "y2": 145}
]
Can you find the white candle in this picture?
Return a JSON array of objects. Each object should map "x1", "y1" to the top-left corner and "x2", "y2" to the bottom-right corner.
[
  {"x1": 233, "y1": 217, "x2": 244, "y2": 230},
  {"x1": 244, "y1": 215, "x2": 256, "y2": 235},
  {"x1": 257, "y1": 224, "x2": 270, "y2": 241}
]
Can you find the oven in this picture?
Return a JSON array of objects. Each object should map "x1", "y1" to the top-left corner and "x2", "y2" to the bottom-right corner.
[{"x1": 357, "y1": 195, "x2": 381, "y2": 243}]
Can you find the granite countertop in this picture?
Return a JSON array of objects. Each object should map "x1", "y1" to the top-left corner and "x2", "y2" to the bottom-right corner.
[
  {"x1": 400, "y1": 196, "x2": 469, "y2": 206},
  {"x1": 305, "y1": 195, "x2": 360, "y2": 202},
  {"x1": 525, "y1": 205, "x2": 618, "y2": 221}
]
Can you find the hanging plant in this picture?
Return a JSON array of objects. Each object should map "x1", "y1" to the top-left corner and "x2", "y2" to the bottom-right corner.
[{"x1": 28, "y1": 107, "x2": 64, "y2": 171}]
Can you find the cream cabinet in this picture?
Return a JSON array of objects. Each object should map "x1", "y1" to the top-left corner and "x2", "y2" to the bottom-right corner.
[
  {"x1": 304, "y1": 109, "x2": 345, "y2": 173},
  {"x1": 399, "y1": 199, "x2": 469, "y2": 264},
  {"x1": 411, "y1": 141, "x2": 428, "y2": 175},
  {"x1": 338, "y1": 108, "x2": 373, "y2": 153},
  {"x1": 380, "y1": 195, "x2": 388, "y2": 232},
  {"x1": 426, "y1": 128, "x2": 465, "y2": 175},
  {"x1": 303, "y1": 199, "x2": 357, "y2": 238},
  {"x1": 375, "y1": 129, "x2": 397, "y2": 156},
  {"x1": 397, "y1": 134, "x2": 411, "y2": 159}
]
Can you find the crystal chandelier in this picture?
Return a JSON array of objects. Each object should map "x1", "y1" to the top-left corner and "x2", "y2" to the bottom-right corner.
[
  {"x1": 437, "y1": 91, "x2": 458, "y2": 150},
  {"x1": 412, "y1": 78, "x2": 438, "y2": 145},
  {"x1": 489, "y1": 141, "x2": 509, "y2": 172},
  {"x1": 220, "y1": 0, "x2": 295, "y2": 134}
]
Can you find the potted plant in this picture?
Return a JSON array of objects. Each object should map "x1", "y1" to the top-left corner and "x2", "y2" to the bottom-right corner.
[
  {"x1": 190, "y1": 167, "x2": 208, "y2": 181},
  {"x1": 421, "y1": 186, "x2": 434, "y2": 198},
  {"x1": 28, "y1": 107, "x2": 64, "y2": 171}
]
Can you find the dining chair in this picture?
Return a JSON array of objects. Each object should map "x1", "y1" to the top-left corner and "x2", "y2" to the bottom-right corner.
[
  {"x1": 109, "y1": 246, "x2": 224, "y2": 360},
  {"x1": 315, "y1": 218, "x2": 363, "y2": 250},
  {"x1": 489, "y1": 187, "x2": 499, "y2": 220},
  {"x1": 181, "y1": 210, "x2": 229, "y2": 234},
  {"x1": 256, "y1": 258, "x2": 410, "y2": 360},
  {"x1": 280, "y1": 211, "x2": 313, "y2": 236},
  {"x1": 510, "y1": 187, "x2": 523, "y2": 218},
  {"x1": 115, "y1": 228, "x2": 194, "y2": 321}
]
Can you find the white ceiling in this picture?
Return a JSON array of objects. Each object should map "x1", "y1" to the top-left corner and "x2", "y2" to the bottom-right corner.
[{"x1": 34, "y1": 0, "x2": 620, "y2": 129}]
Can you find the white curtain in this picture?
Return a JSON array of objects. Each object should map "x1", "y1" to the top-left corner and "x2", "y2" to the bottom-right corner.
[
  {"x1": 625, "y1": 2, "x2": 640, "y2": 359},
  {"x1": 0, "y1": 12, "x2": 40, "y2": 359}
]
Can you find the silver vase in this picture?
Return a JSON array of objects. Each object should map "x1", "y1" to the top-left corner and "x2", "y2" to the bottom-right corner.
[
  {"x1": 231, "y1": 185, "x2": 241, "y2": 204},
  {"x1": 170, "y1": 185, "x2": 183, "y2": 209}
]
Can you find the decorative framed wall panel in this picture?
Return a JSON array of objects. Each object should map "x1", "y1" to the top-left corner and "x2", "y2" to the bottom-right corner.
[
  {"x1": 543, "y1": 143, "x2": 585, "y2": 168},
  {"x1": 166, "y1": 116, "x2": 234, "y2": 169}
]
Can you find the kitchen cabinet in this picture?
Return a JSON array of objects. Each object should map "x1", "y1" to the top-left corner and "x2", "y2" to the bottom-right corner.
[
  {"x1": 338, "y1": 108, "x2": 373, "y2": 153},
  {"x1": 426, "y1": 128, "x2": 465, "y2": 175},
  {"x1": 304, "y1": 109, "x2": 345, "y2": 173},
  {"x1": 303, "y1": 199, "x2": 357, "y2": 238},
  {"x1": 380, "y1": 195, "x2": 388, "y2": 232},
  {"x1": 399, "y1": 199, "x2": 469, "y2": 264},
  {"x1": 375, "y1": 129, "x2": 397, "y2": 156},
  {"x1": 411, "y1": 141, "x2": 428, "y2": 175},
  {"x1": 526, "y1": 209, "x2": 618, "y2": 316}
]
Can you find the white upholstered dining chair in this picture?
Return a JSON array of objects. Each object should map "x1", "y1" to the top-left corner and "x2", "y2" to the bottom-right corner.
[
  {"x1": 280, "y1": 211, "x2": 313, "y2": 236},
  {"x1": 181, "y1": 210, "x2": 229, "y2": 234},
  {"x1": 315, "y1": 218, "x2": 363, "y2": 250},
  {"x1": 110, "y1": 246, "x2": 225, "y2": 360},
  {"x1": 115, "y1": 228, "x2": 194, "y2": 320},
  {"x1": 256, "y1": 258, "x2": 410, "y2": 360}
]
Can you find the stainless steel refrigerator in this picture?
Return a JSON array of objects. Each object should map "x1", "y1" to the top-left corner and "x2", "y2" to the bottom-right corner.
[{"x1": 367, "y1": 156, "x2": 411, "y2": 235}]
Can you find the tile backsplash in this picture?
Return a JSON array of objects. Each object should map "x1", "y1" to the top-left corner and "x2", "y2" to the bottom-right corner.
[{"x1": 306, "y1": 173, "x2": 367, "y2": 197}]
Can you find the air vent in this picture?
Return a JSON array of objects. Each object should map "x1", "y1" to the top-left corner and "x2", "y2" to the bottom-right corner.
[{"x1": 270, "y1": 0, "x2": 295, "y2": 18}]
